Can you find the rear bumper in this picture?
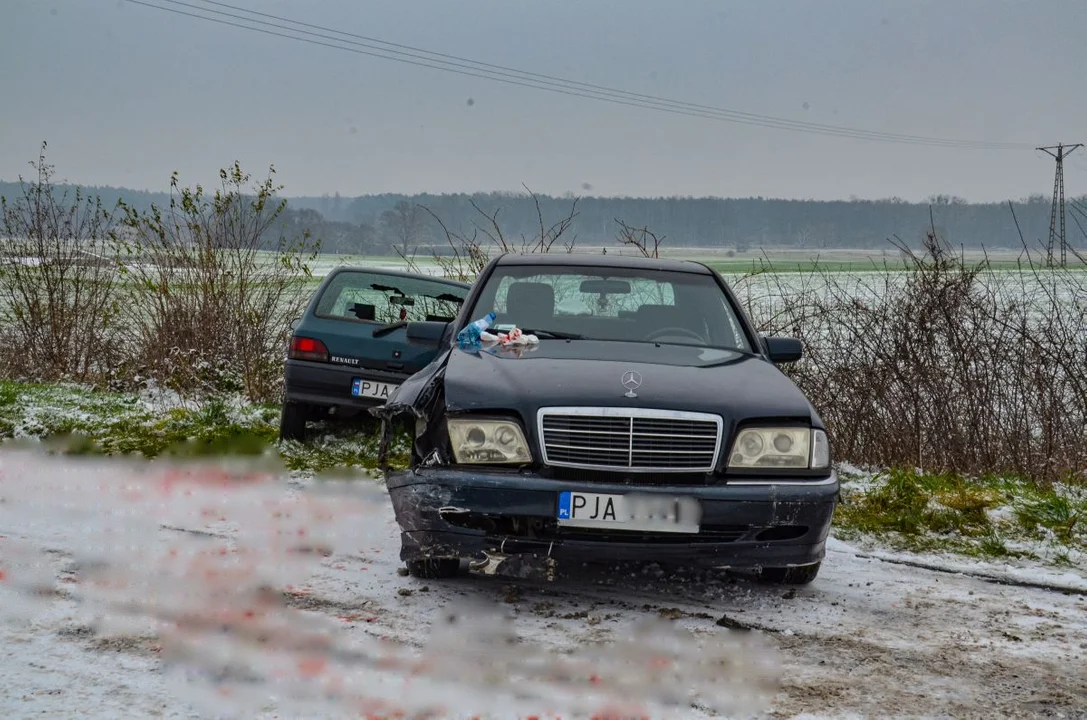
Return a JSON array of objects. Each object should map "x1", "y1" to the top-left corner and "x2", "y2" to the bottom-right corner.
[
  {"x1": 387, "y1": 468, "x2": 839, "y2": 570},
  {"x1": 283, "y1": 359, "x2": 407, "y2": 410}
]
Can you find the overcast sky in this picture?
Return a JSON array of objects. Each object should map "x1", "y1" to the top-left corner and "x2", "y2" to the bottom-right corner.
[{"x1": 3, "y1": 0, "x2": 1086, "y2": 201}]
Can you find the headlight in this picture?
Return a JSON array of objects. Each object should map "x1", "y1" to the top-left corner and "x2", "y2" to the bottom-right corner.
[
  {"x1": 728, "y1": 427, "x2": 830, "y2": 469},
  {"x1": 447, "y1": 418, "x2": 532, "y2": 464}
]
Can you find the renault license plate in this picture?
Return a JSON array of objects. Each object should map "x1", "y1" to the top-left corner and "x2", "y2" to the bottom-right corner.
[
  {"x1": 556, "y1": 491, "x2": 701, "y2": 533},
  {"x1": 351, "y1": 378, "x2": 398, "y2": 400}
]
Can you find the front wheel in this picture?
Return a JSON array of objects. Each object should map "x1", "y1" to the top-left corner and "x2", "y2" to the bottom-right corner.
[
  {"x1": 405, "y1": 558, "x2": 460, "y2": 579},
  {"x1": 755, "y1": 561, "x2": 821, "y2": 585},
  {"x1": 278, "y1": 401, "x2": 308, "y2": 441}
]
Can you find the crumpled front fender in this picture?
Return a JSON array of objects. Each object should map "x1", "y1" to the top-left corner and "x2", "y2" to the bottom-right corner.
[
  {"x1": 369, "y1": 349, "x2": 456, "y2": 473},
  {"x1": 369, "y1": 348, "x2": 452, "y2": 422}
]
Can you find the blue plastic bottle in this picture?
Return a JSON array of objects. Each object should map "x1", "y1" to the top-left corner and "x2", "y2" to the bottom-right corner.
[{"x1": 456, "y1": 312, "x2": 496, "y2": 350}]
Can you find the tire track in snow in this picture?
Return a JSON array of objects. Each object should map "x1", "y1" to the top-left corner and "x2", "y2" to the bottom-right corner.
[{"x1": 830, "y1": 544, "x2": 1087, "y2": 596}]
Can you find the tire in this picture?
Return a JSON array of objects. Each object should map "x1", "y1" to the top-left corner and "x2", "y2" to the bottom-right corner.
[
  {"x1": 755, "y1": 561, "x2": 821, "y2": 585},
  {"x1": 405, "y1": 558, "x2": 460, "y2": 579},
  {"x1": 278, "y1": 401, "x2": 308, "y2": 442}
]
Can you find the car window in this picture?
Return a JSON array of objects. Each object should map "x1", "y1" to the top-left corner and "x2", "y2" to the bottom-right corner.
[
  {"x1": 314, "y1": 271, "x2": 466, "y2": 324},
  {"x1": 474, "y1": 265, "x2": 751, "y2": 351},
  {"x1": 494, "y1": 275, "x2": 676, "y2": 317}
]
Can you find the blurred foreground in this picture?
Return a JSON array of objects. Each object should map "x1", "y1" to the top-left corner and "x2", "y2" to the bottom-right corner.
[
  {"x1": 1, "y1": 452, "x2": 1084, "y2": 718},
  {"x1": 0, "y1": 451, "x2": 777, "y2": 718}
]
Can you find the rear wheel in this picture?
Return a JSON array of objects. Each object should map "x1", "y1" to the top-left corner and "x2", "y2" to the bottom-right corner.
[
  {"x1": 278, "y1": 401, "x2": 308, "y2": 442},
  {"x1": 755, "y1": 561, "x2": 821, "y2": 585},
  {"x1": 406, "y1": 558, "x2": 460, "y2": 579}
]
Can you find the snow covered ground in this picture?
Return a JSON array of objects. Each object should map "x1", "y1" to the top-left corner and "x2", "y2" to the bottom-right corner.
[{"x1": 1, "y1": 451, "x2": 1084, "y2": 719}]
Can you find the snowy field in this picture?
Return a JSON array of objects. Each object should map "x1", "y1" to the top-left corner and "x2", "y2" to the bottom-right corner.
[{"x1": 1, "y1": 452, "x2": 1084, "y2": 719}]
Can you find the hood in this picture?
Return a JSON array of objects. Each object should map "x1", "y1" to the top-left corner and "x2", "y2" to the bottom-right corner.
[{"x1": 441, "y1": 340, "x2": 817, "y2": 424}]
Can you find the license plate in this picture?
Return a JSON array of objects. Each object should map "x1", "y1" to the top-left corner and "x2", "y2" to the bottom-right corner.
[
  {"x1": 557, "y1": 491, "x2": 701, "y2": 534},
  {"x1": 351, "y1": 378, "x2": 398, "y2": 400}
]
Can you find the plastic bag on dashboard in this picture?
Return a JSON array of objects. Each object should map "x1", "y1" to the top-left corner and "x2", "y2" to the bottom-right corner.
[
  {"x1": 456, "y1": 312, "x2": 496, "y2": 350},
  {"x1": 483, "y1": 326, "x2": 539, "y2": 347}
]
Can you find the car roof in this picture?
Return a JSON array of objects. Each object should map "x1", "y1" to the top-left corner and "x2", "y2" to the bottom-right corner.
[
  {"x1": 493, "y1": 252, "x2": 712, "y2": 274},
  {"x1": 326, "y1": 265, "x2": 472, "y2": 288}
]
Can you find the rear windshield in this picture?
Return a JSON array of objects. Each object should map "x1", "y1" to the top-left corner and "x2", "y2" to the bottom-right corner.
[
  {"x1": 468, "y1": 265, "x2": 752, "y2": 351},
  {"x1": 314, "y1": 270, "x2": 467, "y2": 324}
]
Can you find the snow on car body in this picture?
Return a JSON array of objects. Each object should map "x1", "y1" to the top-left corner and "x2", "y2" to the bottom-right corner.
[{"x1": 375, "y1": 253, "x2": 839, "y2": 584}]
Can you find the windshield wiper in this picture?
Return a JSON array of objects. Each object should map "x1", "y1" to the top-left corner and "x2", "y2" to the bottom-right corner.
[
  {"x1": 523, "y1": 328, "x2": 582, "y2": 340},
  {"x1": 426, "y1": 292, "x2": 465, "y2": 303},
  {"x1": 371, "y1": 321, "x2": 408, "y2": 338},
  {"x1": 371, "y1": 282, "x2": 405, "y2": 295}
]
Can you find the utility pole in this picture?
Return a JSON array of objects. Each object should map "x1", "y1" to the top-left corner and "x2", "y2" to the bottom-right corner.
[{"x1": 1037, "y1": 142, "x2": 1083, "y2": 266}]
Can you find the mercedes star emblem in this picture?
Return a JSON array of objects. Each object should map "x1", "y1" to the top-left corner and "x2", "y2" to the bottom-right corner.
[{"x1": 621, "y1": 370, "x2": 642, "y2": 398}]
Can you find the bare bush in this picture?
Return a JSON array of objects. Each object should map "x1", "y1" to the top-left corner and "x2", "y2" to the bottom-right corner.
[
  {"x1": 615, "y1": 219, "x2": 664, "y2": 259},
  {"x1": 0, "y1": 143, "x2": 122, "y2": 381},
  {"x1": 401, "y1": 186, "x2": 579, "y2": 281},
  {"x1": 739, "y1": 232, "x2": 1087, "y2": 484},
  {"x1": 114, "y1": 163, "x2": 319, "y2": 402}
]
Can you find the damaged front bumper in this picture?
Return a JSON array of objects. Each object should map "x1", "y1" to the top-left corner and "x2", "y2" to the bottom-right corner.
[{"x1": 386, "y1": 468, "x2": 839, "y2": 578}]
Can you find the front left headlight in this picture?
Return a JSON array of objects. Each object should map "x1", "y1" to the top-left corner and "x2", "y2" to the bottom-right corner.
[
  {"x1": 447, "y1": 418, "x2": 532, "y2": 464},
  {"x1": 728, "y1": 427, "x2": 830, "y2": 469}
]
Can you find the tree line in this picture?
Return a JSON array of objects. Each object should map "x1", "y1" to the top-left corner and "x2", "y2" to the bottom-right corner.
[{"x1": 1, "y1": 181, "x2": 1082, "y2": 256}]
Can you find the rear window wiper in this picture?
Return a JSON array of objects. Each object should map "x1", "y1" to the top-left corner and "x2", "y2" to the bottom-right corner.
[
  {"x1": 372, "y1": 321, "x2": 408, "y2": 338},
  {"x1": 523, "y1": 328, "x2": 582, "y2": 340}
]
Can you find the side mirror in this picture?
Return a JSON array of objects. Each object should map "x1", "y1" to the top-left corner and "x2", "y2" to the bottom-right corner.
[
  {"x1": 406, "y1": 320, "x2": 451, "y2": 346},
  {"x1": 762, "y1": 336, "x2": 803, "y2": 364}
]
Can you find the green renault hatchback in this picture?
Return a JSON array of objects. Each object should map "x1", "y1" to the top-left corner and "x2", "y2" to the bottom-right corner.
[{"x1": 280, "y1": 266, "x2": 471, "y2": 440}]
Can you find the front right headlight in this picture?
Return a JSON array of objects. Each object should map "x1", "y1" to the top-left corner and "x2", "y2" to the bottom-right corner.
[
  {"x1": 447, "y1": 418, "x2": 532, "y2": 465},
  {"x1": 728, "y1": 427, "x2": 830, "y2": 469}
]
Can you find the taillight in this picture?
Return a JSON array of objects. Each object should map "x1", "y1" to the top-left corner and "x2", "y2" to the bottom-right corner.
[{"x1": 289, "y1": 336, "x2": 329, "y2": 362}]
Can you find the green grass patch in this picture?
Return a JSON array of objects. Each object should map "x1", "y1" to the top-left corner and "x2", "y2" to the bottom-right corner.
[
  {"x1": 835, "y1": 467, "x2": 1086, "y2": 566},
  {"x1": 0, "y1": 380, "x2": 406, "y2": 475},
  {"x1": 1015, "y1": 495, "x2": 1083, "y2": 545}
]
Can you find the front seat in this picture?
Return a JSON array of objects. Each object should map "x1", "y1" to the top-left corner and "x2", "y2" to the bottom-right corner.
[{"x1": 504, "y1": 282, "x2": 555, "y2": 331}]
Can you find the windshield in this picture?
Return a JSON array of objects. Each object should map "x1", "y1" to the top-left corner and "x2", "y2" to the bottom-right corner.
[
  {"x1": 315, "y1": 270, "x2": 466, "y2": 324},
  {"x1": 469, "y1": 265, "x2": 751, "y2": 351}
]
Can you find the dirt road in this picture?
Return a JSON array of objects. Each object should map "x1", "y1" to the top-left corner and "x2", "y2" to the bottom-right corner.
[{"x1": 1, "y1": 452, "x2": 1084, "y2": 718}]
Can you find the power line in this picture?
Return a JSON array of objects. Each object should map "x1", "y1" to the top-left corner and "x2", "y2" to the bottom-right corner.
[
  {"x1": 124, "y1": 0, "x2": 1032, "y2": 150},
  {"x1": 190, "y1": 0, "x2": 1027, "y2": 150},
  {"x1": 144, "y1": 0, "x2": 1033, "y2": 149}
]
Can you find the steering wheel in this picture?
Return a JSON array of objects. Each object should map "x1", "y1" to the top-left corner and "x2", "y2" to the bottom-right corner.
[{"x1": 644, "y1": 326, "x2": 705, "y2": 343}]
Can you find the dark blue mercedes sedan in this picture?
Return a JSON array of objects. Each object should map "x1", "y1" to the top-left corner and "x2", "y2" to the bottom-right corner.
[{"x1": 374, "y1": 253, "x2": 838, "y2": 585}]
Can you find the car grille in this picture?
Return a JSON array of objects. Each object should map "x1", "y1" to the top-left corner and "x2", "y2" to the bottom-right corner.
[
  {"x1": 538, "y1": 408, "x2": 722, "y2": 473},
  {"x1": 546, "y1": 467, "x2": 710, "y2": 486}
]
